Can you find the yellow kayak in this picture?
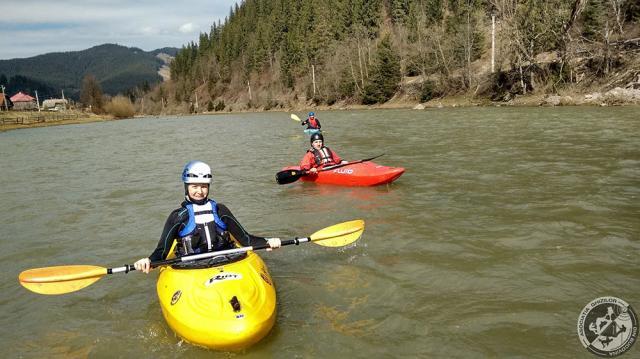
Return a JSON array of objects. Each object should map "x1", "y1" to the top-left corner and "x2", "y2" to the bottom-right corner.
[
  {"x1": 17, "y1": 220, "x2": 365, "y2": 350},
  {"x1": 156, "y1": 251, "x2": 276, "y2": 350}
]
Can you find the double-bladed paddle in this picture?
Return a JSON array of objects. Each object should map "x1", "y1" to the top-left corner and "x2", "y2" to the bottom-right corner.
[
  {"x1": 18, "y1": 220, "x2": 365, "y2": 295},
  {"x1": 275, "y1": 154, "x2": 385, "y2": 185}
]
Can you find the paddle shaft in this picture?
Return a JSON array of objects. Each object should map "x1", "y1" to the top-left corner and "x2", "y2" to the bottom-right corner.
[
  {"x1": 19, "y1": 219, "x2": 363, "y2": 295},
  {"x1": 108, "y1": 237, "x2": 313, "y2": 274},
  {"x1": 317, "y1": 153, "x2": 385, "y2": 173}
]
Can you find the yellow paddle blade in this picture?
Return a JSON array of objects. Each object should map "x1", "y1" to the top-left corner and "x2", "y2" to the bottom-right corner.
[
  {"x1": 309, "y1": 220, "x2": 365, "y2": 247},
  {"x1": 19, "y1": 265, "x2": 108, "y2": 295},
  {"x1": 291, "y1": 113, "x2": 301, "y2": 122}
]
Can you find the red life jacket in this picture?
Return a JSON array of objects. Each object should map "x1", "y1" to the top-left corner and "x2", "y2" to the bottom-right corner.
[
  {"x1": 311, "y1": 146, "x2": 336, "y2": 166},
  {"x1": 308, "y1": 117, "x2": 320, "y2": 128}
]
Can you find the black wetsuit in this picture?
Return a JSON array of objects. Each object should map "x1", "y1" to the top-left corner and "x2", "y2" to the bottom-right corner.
[
  {"x1": 148, "y1": 201, "x2": 269, "y2": 261},
  {"x1": 301, "y1": 117, "x2": 321, "y2": 129}
]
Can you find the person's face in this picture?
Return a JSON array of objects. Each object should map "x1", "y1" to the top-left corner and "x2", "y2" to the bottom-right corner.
[
  {"x1": 187, "y1": 183, "x2": 209, "y2": 201},
  {"x1": 312, "y1": 139, "x2": 323, "y2": 150}
]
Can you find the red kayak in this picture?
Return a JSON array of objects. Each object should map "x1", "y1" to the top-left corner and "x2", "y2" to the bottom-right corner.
[{"x1": 281, "y1": 161, "x2": 404, "y2": 186}]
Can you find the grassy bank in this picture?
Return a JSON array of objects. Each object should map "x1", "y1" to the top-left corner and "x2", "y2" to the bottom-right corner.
[{"x1": 0, "y1": 110, "x2": 112, "y2": 132}]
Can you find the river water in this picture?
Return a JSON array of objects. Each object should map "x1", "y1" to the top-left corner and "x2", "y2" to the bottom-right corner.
[{"x1": 1, "y1": 107, "x2": 638, "y2": 358}]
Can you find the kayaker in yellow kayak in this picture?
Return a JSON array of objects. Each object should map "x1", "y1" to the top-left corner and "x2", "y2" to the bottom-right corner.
[
  {"x1": 300, "y1": 133, "x2": 347, "y2": 174},
  {"x1": 134, "y1": 161, "x2": 281, "y2": 273}
]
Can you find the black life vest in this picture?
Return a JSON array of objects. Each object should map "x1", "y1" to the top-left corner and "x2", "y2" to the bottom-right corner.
[{"x1": 311, "y1": 146, "x2": 336, "y2": 166}]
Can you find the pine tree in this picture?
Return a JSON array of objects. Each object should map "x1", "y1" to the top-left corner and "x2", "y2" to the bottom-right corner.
[
  {"x1": 359, "y1": 0, "x2": 382, "y2": 38},
  {"x1": 280, "y1": 32, "x2": 302, "y2": 88},
  {"x1": 307, "y1": 4, "x2": 334, "y2": 66},
  {"x1": 362, "y1": 35, "x2": 401, "y2": 104},
  {"x1": 582, "y1": 0, "x2": 606, "y2": 41},
  {"x1": 390, "y1": 0, "x2": 408, "y2": 24}
]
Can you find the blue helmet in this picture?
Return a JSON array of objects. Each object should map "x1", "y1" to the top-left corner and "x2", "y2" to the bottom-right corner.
[
  {"x1": 308, "y1": 112, "x2": 315, "y2": 117},
  {"x1": 182, "y1": 161, "x2": 212, "y2": 184}
]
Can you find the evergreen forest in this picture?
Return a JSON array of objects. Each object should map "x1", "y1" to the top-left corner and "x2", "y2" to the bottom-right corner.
[{"x1": 161, "y1": 0, "x2": 639, "y2": 112}]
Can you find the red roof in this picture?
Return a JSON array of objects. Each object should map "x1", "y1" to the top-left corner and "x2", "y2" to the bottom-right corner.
[{"x1": 10, "y1": 91, "x2": 35, "y2": 102}]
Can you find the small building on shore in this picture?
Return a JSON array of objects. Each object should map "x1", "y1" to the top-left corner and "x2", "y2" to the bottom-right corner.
[
  {"x1": 10, "y1": 92, "x2": 38, "y2": 110},
  {"x1": 42, "y1": 98, "x2": 68, "y2": 111}
]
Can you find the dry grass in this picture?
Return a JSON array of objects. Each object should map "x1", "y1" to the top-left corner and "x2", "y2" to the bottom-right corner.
[
  {"x1": 0, "y1": 110, "x2": 111, "y2": 132},
  {"x1": 104, "y1": 96, "x2": 135, "y2": 118}
]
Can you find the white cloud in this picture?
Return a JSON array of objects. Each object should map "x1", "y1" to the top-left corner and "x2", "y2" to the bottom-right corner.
[
  {"x1": 141, "y1": 27, "x2": 159, "y2": 36},
  {"x1": 0, "y1": 1, "x2": 239, "y2": 59},
  {"x1": 179, "y1": 23, "x2": 197, "y2": 34}
]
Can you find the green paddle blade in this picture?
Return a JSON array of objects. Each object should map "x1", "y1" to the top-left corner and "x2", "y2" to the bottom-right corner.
[
  {"x1": 310, "y1": 220, "x2": 365, "y2": 247},
  {"x1": 19, "y1": 265, "x2": 108, "y2": 295},
  {"x1": 291, "y1": 114, "x2": 301, "y2": 122}
]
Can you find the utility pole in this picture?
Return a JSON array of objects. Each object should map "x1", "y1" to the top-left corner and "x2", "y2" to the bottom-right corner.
[
  {"x1": 1, "y1": 85, "x2": 8, "y2": 111},
  {"x1": 311, "y1": 64, "x2": 316, "y2": 96},
  {"x1": 35, "y1": 90, "x2": 41, "y2": 111},
  {"x1": 491, "y1": 10, "x2": 496, "y2": 73}
]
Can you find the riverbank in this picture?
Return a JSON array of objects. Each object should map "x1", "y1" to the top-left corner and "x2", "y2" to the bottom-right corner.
[
  {"x1": 0, "y1": 110, "x2": 112, "y2": 132},
  {"x1": 2, "y1": 88, "x2": 639, "y2": 133},
  {"x1": 279, "y1": 90, "x2": 640, "y2": 115},
  {"x1": 314, "y1": 86, "x2": 640, "y2": 111}
]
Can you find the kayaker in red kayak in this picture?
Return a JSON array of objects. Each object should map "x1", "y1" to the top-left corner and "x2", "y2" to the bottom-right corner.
[
  {"x1": 300, "y1": 133, "x2": 348, "y2": 174},
  {"x1": 301, "y1": 111, "x2": 321, "y2": 130},
  {"x1": 134, "y1": 161, "x2": 281, "y2": 273}
]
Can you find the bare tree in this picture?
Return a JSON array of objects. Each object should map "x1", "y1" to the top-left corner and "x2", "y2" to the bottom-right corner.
[
  {"x1": 609, "y1": 0, "x2": 627, "y2": 34},
  {"x1": 80, "y1": 74, "x2": 103, "y2": 113}
]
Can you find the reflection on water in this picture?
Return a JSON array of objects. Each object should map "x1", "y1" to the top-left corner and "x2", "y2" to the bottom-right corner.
[{"x1": 1, "y1": 107, "x2": 639, "y2": 357}]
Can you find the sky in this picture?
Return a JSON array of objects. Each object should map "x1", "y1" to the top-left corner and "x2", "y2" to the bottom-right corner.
[{"x1": 0, "y1": 0, "x2": 239, "y2": 60}]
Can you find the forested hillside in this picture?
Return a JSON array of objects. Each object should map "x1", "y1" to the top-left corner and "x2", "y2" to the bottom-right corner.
[
  {"x1": 0, "y1": 74, "x2": 59, "y2": 100},
  {"x1": 0, "y1": 44, "x2": 175, "y2": 100},
  {"x1": 157, "y1": 0, "x2": 639, "y2": 113}
]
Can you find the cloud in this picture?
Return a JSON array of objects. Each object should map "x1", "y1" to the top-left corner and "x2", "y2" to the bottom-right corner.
[
  {"x1": 140, "y1": 27, "x2": 159, "y2": 36},
  {"x1": 0, "y1": 1, "x2": 238, "y2": 59},
  {"x1": 179, "y1": 23, "x2": 197, "y2": 34}
]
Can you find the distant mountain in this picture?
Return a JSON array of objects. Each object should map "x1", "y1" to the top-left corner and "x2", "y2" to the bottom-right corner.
[
  {"x1": 148, "y1": 47, "x2": 180, "y2": 57},
  {"x1": 0, "y1": 44, "x2": 178, "y2": 100}
]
